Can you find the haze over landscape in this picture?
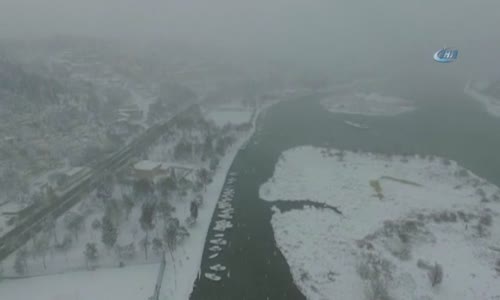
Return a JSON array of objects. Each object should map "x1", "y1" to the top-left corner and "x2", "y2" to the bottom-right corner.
[{"x1": 2, "y1": 0, "x2": 500, "y2": 76}]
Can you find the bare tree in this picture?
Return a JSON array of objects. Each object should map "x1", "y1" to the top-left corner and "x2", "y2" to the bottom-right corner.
[
  {"x1": 122, "y1": 194, "x2": 134, "y2": 220},
  {"x1": 91, "y1": 219, "x2": 101, "y2": 230},
  {"x1": 209, "y1": 157, "x2": 219, "y2": 172},
  {"x1": 190, "y1": 200, "x2": 199, "y2": 221},
  {"x1": 152, "y1": 238, "x2": 164, "y2": 257},
  {"x1": 365, "y1": 276, "x2": 392, "y2": 300},
  {"x1": 43, "y1": 215, "x2": 58, "y2": 244},
  {"x1": 140, "y1": 201, "x2": 155, "y2": 260},
  {"x1": 96, "y1": 182, "x2": 112, "y2": 202},
  {"x1": 63, "y1": 212, "x2": 84, "y2": 241},
  {"x1": 33, "y1": 234, "x2": 50, "y2": 269},
  {"x1": 156, "y1": 177, "x2": 177, "y2": 198},
  {"x1": 157, "y1": 199, "x2": 174, "y2": 220},
  {"x1": 115, "y1": 242, "x2": 136, "y2": 261},
  {"x1": 428, "y1": 263, "x2": 443, "y2": 287},
  {"x1": 134, "y1": 179, "x2": 154, "y2": 198},
  {"x1": 55, "y1": 234, "x2": 72, "y2": 258},
  {"x1": 101, "y1": 214, "x2": 118, "y2": 252},
  {"x1": 13, "y1": 248, "x2": 28, "y2": 276},
  {"x1": 84, "y1": 243, "x2": 98, "y2": 270}
]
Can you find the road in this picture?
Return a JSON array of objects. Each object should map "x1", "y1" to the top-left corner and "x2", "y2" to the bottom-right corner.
[{"x1": 0, "y1": 103, "x2": 198, "y2": 262}]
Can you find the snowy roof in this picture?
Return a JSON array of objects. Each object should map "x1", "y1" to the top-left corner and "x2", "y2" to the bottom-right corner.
[{"x1": 134, "y1": 160, "x2": 162, "y2": 171}]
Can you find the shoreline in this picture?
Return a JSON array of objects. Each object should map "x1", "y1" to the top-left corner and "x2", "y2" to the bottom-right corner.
[
  {"x1": 174, "y1": 98, "x2": 286, "y2": 299},
  {"x1": 464, "y1": 80, "x2": 500, "y2": 117}
]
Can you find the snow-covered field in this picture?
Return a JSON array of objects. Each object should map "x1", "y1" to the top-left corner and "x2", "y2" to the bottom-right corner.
[
  {"x1": 0, "y1": 264, "x2": 158, "y2": 300},
  {"x1": 465, "y1": 81, "x2": 500, "y2": 117},
  {"x1": 260, "y1": 146, "x2": 500, "y2": 300},
  {"x1": 321, "y1": 92, "x2": 415, "y2": 116}
]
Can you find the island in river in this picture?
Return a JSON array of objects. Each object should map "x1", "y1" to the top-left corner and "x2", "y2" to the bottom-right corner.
[{"x1": 260, "y1": 146, "x2": 500, "y2": 300}]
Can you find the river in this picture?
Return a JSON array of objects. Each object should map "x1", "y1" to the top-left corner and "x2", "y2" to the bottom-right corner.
[{"x1": 190, "y1": 75, "x2": 500, "y2": 300}]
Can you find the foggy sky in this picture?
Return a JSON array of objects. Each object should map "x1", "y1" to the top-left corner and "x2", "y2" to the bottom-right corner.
[{"x1": 1, "y1": 0, "x2": 499, "y2": 77}]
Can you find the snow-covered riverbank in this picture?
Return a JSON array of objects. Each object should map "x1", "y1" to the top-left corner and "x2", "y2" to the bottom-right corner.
[
  {"x1": 0, "y1": 98, "x2": 282, "y2": 300},
  {"x1": 0, "y1": 264, "x2": 159, "y2": 300},
  {"x1": 172, "y1": 98, "x2": 285, "y2": 297},
  {"x1": 321, "y1": 92, "x2": 415, "y2": 116},
  {"x1": 163, "y1": 112, "x2": 257, "y2": 299},
  {"x1": 464, "y1": 81, "x2": 500, "y2": 117},
  {"x1": 260, "y1": 146, "x2": 500, "y2": 300}
]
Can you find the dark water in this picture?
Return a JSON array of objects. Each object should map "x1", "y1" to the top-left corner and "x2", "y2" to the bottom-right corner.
[{"x1": 190, "y1": 76, "x2": 500, "y2": 300}]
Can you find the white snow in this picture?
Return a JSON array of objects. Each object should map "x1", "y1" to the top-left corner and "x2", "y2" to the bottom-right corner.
[
  {"x1": 209, "y1": 239, "x2": 228, "y2": 246},
  {"x1": 213, "y1": 220, "x2": 233, "y2": 232},
  {"x1": 209, "y1": 245, "x2": 222, "y2": 252},
  {"x1": 209, "y1": 264, "x2": 226, "y2": 272},
  {"x1": 218, "y1": 213, "x2": 232, "y2": 220},
  {"x1": 321, "y1": 92, "x2": 415, "y2": 116},
  {"x1": 260, "y1": 146, "x2": 500, "y2": 300},
  {"x1": 465, "y1": 81, "x2": 500, "y2": 117},
  {"x1": 344, "y1": 120, "x2": 369, "y2": 129},
  {"x1": 0, "y1": 98, "x2": 284, "y2": 300},
  {"x1": 204, "y1": 272, "x2": 221, "y2": 281},
  {"x1": 0, "y1": 264, "x2": 158, "y2": 300}
]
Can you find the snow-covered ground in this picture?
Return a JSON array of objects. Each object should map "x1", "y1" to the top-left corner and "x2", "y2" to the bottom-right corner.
[
  {"x1": 0, "y1": 127, "x2": 252, "y2": 300},
  {"x1": 0, "y1": 98, "x2": 277, "y2": 300},
  {"x1": 260, "y1": 146, "x2": 500, "y2": 300},
  {"x1": 0, "y1": 264, "x2": 158, "y2": 300},
  {"x1": 465, "y1": 81, "x2": 500, "y2": 117},
  {"x1": 321, "y1": 92, "x2": 415, "y2": 116}
]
